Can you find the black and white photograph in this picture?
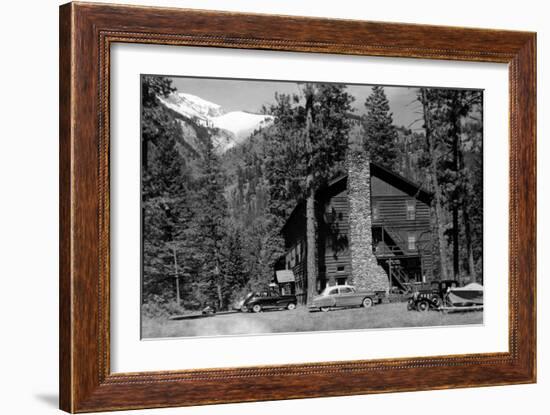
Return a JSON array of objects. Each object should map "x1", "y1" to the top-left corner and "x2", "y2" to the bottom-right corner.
[
  {"x1": 1, "y1": 0, "x2": 544, "y2": 413},
  {"x1": 140, "y1": 75, "x2": 484, "y2": 339}
]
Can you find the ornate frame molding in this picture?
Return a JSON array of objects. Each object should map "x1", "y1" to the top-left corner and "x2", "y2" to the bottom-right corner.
[{"x1": 60, "y1": 2, "x2": 536, "y2": 412}]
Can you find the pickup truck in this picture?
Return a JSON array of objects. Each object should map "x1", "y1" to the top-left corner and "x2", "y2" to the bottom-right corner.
[{"x1": 240, "y1": 290, "x2": 297, "y2": 313}]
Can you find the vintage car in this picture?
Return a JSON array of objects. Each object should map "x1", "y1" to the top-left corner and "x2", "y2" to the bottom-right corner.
[
  {"x1": 407, "y1": 279, "x2": 459, "y2": 311},
  {"x1": 408, "y1": 280, "x2": 484, "y2": 312},
  {"x1": 201, "y1": 305, "x2": 217, "y2": 315},
  {"x1": 309, "y1": 285, "x2": 385, "y2": 312},
  {"x1": 240, "y1": 290, "x2": 297, "y2": 313}
]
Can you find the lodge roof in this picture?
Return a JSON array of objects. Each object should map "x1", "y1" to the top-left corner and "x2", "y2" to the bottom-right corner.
[
  {"x1": 327, "y1": 163, "x2": 433, "y2": 202},
  {"x1": 280, "y1": 162, "x2": 432, "y2": 234}
]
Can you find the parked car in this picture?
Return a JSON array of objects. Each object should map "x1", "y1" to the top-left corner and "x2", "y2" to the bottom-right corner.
[
  {"x1": 201, "y1": 305, "x2": 217, "y2": 315},
  {"x1": 233, "y1": 292, "x2": 254, "y2": 312},
  {"x1": 241, "y1": 290, "x2": 297, "y2": 313},
  {"x1": 309, "y1": 285, "x2": 385, "y2": 312},
  {"x1": 407, "y1": 279, "x2": 459, "y2": 311}
]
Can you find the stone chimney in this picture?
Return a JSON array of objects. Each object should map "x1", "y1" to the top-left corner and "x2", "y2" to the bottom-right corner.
[{"x1": 347, "y1": 150, "x2": 390, "y2": 293}]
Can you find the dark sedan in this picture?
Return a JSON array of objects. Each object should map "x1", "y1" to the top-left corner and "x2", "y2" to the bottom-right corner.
[{"x1": 241, "y1": 291, "x2": 297, "y2": 313}]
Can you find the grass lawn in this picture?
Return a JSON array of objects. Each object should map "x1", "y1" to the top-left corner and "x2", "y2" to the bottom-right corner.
[{"x1": 142, "y1": 302, "x2": 483, "y2": 339}]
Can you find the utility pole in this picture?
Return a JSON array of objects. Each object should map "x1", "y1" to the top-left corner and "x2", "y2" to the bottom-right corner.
[
  {"x1": 214, "y1": 260, "x2": 223, "y2": 310},
  {"x1": 172, "y1": 244, "x2": 180, "y2": 307}
]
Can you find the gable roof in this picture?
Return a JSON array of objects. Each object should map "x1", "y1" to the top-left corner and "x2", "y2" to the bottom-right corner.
[
  {"x1": 325, "y1": 163, "x2": 432, "y2": 202},
  {"x1": 281, "y1": 163, "x2": 432, "y2": 234},
  {"x1": 370, "y1": 163, "x2": 433, "y2": 202}
]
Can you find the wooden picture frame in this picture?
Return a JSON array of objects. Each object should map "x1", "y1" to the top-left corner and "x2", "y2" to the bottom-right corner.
[{"x1": 59, "y1": 2, "x2": 536, "y2": 412}]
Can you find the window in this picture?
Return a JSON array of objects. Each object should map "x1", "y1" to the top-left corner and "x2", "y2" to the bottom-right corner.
[
  {"x1": 328, "y1": 288, "x2": 339, "y2": 295},
  {"x1": 339, "y1": 287, "x2": 353, "y2": 294},
  {"x1": 336, "y1": 277, "x2": 347, "y2": 285},
  {"x1": 406, "y1": 199, "x2": 416, "y2": 220},
  {"x1": 408, "y1": 234, "x2": 417, "y2": 251},
  {"x1": 373, "y1": 201, "x2": 380, "y2": 220},
  {"x1": 337, "y1": 265, "x2": 345, "y2": 272}
]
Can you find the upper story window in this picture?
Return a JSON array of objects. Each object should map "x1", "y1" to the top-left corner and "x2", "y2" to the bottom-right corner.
[
  {"x1": 406, "y1": 199, "x2": 416, "y2": 220},
  {"x1": 408, "y1": 234, "x2": 417, "y2": 251}
]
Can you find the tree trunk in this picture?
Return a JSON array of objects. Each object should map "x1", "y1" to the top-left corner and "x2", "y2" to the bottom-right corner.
[
  {"x1": 216, "y1": 282, "x2": 223, "y2": 310},
  {"x1": 421, "y1": 89, "x2": 449, "y2": 280},
  {"x1": 304, "y1": 89, "x2": 318, "y2": 306},
  {"x1": 142, "y1": 138, "x2": 149, "y2": 172},
  {"x1": 452, "y1": 201, "x2": 460, "y2": 279},
  {"x1": 463, "y1": 206, "x2": 475, "y2": 281},
  {"x1": 450, "y1": 100, "x2": 460, "y2": 280},
  {"x1": 306, "y1": 188, "x2": 318, "y2": 305},
  {"x1": 458, "y1": 136, "x2": 476, "y2": 283}
]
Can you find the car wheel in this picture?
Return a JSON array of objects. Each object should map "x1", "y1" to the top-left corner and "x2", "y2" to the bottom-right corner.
[
  {"x1": 252, "y1": 304, "x2": 262, "y2": 313},
  {"x1": 362, "y1": 297, "x2": 373, "y2": 308},
  {"x1": 418, "y1": 300, "x2": 430, "y2": 312},
  {"x1": 240, "y1": 305, "x2": 248, "y2": 313},
  {"x1": 407, "y1": 299, "x2": 415, "y2": 311},
  {"x1": 287, "y1": 303, "x2": 296, "y2": 310},
  {"x1": 320, "y1": 306, "x2": 331, "y2": 312},
  {"x1": 431, "y1": 295, "x2": 441, "y2": 308}
]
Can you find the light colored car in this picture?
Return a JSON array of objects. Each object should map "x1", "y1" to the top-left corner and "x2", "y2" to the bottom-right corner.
[{"x1": 309, "y1": 285, "x2": 384, "y2": 312}]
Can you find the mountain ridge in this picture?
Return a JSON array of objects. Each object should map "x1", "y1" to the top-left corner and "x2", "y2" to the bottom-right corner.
[{"x1": 159, "y1": 92, "x2": 274, "y2": 153}]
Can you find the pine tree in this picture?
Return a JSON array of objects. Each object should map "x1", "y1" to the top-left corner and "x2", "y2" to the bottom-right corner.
[
  {"x1": 417, "y1": 87, "x2": 483, "y2": 282},
  {"x1": 222, "y1": 228, "x2": 248, "y2": 292},
  {"x1": 418, "y1": 88, "x2": 450, "y2": 280},
  {"x1": 193, "y1": 138, "x2": 230, "y2": 309},
  {"x1": 363, "y1": 86, "x2": 398, "y2": 169},
  {"x1": 142, "y1": 114, "x2": 193, "y2": 308},
  {"x1": 446, "y1": 90, "x2": 483, "y2": 281},
  {"x1": 141, "y1": 75, "x2": 175, "y2": 171}
]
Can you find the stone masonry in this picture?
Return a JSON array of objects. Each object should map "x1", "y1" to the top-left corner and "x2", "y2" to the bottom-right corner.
[{"x1": 347, "y1": 150, "x2": 390, "y2": 293}]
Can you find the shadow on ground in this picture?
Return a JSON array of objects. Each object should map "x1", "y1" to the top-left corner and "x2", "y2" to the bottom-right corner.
[
  {"x1": 169, "y1": 310, "x2": 238, "y2": 321},
  {"x1": 35, "y1": 393, "x2": 58, "y2": 408}
]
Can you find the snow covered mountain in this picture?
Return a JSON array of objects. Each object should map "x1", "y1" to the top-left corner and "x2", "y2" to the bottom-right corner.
[
  {"x1": 160, "y1": 92, "x2": 224, "y2": 120},
  {"x1": 210, "y1": 111, "x2": 273, "y2": 143},
  {"x1": 159, "y1": 92, "x2": 273, "y2": 153}
]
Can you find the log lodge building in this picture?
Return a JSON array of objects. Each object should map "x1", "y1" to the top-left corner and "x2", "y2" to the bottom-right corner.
[{"x1": 275, "y1": 153, "x2": 434, "y2": 304}]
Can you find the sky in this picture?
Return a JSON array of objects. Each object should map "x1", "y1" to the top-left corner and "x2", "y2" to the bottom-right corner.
[{"x1": 170, "y1": 76, "x2": 424, "y2": 129}]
